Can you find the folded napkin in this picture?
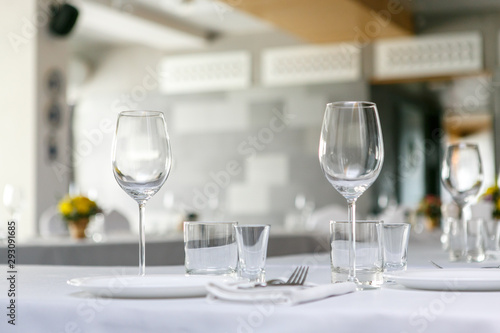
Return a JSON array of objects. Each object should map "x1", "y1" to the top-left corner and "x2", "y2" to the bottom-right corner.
[{"x1": 206, "y1": 282, "x2": 356, "y2": 306}]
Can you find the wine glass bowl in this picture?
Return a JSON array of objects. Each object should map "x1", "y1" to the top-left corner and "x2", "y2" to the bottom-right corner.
[
  {"x1": 441, "y1": 143, "x2": 483, "y2": 209},
  {"x1": 319, "y1": 101, "x2": 384, "y2": 285},
  {"x1": 112, "y1": 111, "x2": 172, "y2": 275},
  {"x1": 319, "y1": 102, "x2": 384, "y2": 201}
]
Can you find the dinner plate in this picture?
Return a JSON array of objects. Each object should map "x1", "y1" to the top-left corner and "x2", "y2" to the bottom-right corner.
[
  {"x1": 68, "y1": 274, "x2": 234, "y2": 298},
  {"x1": 384, "y1": 269, "x2": 500, "y2": 291}
]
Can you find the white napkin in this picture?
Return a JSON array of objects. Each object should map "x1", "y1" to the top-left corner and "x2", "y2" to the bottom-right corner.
[{"x1": 206, "y1": 282, "x2": 356, "y2": 306}]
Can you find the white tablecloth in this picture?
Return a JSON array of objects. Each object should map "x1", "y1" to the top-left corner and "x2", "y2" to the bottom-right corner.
[{"x1": 1, "y1": 233, "x2": 500, "y2": 333}]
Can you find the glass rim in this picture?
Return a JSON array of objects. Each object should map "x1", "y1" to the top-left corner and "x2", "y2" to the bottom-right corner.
[
  {"x1": 118, "y1": 110, "x2": 164, "y2": 117},
  {"x1": 326, "y1": 101, "x2": 376, "y2": 109},
  {"x1": 330, "y1": 220, "x2": 381, "y2": 224},
  {"x1": 447, "y1": 142, "x2": 479, "y2": 150},
  {"x1": 234, "y1": 224, "x2": 271, "y2": 228},
  {"x1": 382, "y1": 223, "x2": 411, "y2": 228},
  {"x1": 184, "y1": 221, "x2": 238, "y2": 225},
  {"x1": 382, "y1": 222, "x2": 410, "y2": 226}
]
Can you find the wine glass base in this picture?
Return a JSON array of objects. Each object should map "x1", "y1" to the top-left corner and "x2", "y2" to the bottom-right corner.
[{"x1": 332, "y1": 270, "x2": 383, "y2": 289}]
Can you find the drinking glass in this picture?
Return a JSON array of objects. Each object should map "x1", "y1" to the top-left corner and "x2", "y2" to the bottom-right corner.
[
  {"x1": 112, "y1": 111, "x2": 172, "y2": 276},
  {"x1": 330, "y1": 221, "x2": 384, "y2": 288},
  {"x1": 441, "y1": 143, "x2": 483, "y2": 261},
  {"x1": 382, "y1": 223, "x2": 411, "y2": 272},
  {"x1": 184, "y1": 222, "x2": 238, "y2": 275},
  {"x1": 3, "y1": 184, "x2": 24, "y2": 221},
  {"x1": 319, "y1": 101, "x2": 384, "y2": 284},
  {"x1": 234, "y1": 224, "x2": 271, "y2": 282}
]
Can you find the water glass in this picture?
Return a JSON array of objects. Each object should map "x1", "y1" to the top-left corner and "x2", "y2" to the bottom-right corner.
[
  {"x1": 381, "y1": 223, "x2": 411, "y2": 273},
  {"x1": 483, "y1": 219, "x2": 499, "y2": 251},
  {"x1": 234, "y1": 225, "x2": 270, "y2": 282},
  {"x1": 184, "y1": 221, "x2": 238, "y2": 275},
  {"x1": 448, "y1": 218, "x2": 486, "y2": 262},
  {"x1": 330, "y1": 221, "x2": 383, "y2": 289},
  {"x1": 466, "y1": 218, "x2": 486, "y2": 262}
]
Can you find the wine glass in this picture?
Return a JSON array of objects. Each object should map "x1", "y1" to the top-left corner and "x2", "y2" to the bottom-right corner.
[
  {"x1": 441, "y1": 143, "x2": 483, "y2": 260},
  {"x1": 3, "y1": 184, "x2": 24, "y2": 221},
  {"x1": 319, "y1": 101, "x2": 384, "y2": 284},
  {"x1": 112, "y1": 111, "x2": 172, "y2": 276}
]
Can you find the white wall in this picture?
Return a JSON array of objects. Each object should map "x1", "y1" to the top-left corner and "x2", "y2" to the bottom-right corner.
[{"x1": 72, "y1": 40, "x2": 372, "y2": 234}]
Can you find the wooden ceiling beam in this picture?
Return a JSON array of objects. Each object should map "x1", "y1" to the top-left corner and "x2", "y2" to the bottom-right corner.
[{"x1": 220, "y1": 0, "x2": 414, "y2": 43}]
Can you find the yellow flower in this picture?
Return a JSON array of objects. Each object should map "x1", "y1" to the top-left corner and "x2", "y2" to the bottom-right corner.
[
  {"x1": 73, "y1": 196, "x2": 93, "y2": 214},
  {"x1": 58, "y1": 201, "x2": 73, "y2": 216},
  {"x1": 58, "y1": 194, "x2": 100, "y2": 221},
  {"x1": 484, "y1": 186, "x2": 498, "y2": 196}
]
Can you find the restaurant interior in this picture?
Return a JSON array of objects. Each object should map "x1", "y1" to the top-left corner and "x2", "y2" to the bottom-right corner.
[
  {"x1": 2, "y1": 1, "x2": 500, "y2": 331},
  {"x1": 2, "y1": 0, "x2": 499, "y2": 254}
]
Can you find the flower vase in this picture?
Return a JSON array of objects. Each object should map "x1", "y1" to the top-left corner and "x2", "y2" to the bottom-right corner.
[
  {"x1": 427, "y1": 217, "x2": 440, "y2": 230},
  {"x1": 68, "y1": 218, "x2": 89, "y2": 239}
]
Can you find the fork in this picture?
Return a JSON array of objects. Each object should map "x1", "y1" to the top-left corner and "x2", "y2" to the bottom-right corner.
[
  {"x1": 267, "y1": 266, "x2": 309, "y2": 286},
  {"x1": 240, "y1": 266, "x2": 310, "y2": 288},
  {"x1": 285, "y1": 266, "x2": 309, "y2": 285}
]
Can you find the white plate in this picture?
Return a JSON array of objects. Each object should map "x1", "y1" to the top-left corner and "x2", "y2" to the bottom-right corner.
[
  {"x1": 68, "y1": 274, "x2": 234, "y2": 298},
  {"x1": 384, "y1": 269, "x2": 500, "y2": 291}
]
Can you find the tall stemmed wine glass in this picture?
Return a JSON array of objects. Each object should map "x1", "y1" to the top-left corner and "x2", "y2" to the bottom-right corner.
[
  {"x1": 112, "y1": 111, "x2": 172, "y2": 276},
  {"x1": 319, "y1": 102, "x2": 384, "y2": 283},
  {"x1": 441, "y1": 143, "x2": 483, "y2": 260}
]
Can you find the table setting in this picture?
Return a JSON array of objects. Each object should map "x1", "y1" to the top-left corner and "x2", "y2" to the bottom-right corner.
[
  {"x1": 69, "y1": 105, "x2": 500, "y2": 296},
  {"x1": 4, "y1": 104, "x2": 500, "y2": 332}
]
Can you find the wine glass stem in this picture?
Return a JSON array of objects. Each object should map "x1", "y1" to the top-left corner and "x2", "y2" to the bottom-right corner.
[
  {"x1": 138, "y1": 202, "x2": 146, "y2": 276},
  {"x1": 459, "y1": 204, "x2": 468, "y2": 257},
  {"x1": 348, "y1": 199, "x2": 357, "y2": 282}
]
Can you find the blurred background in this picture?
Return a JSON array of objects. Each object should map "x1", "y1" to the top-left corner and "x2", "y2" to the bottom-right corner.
[{"x1": 1, "y1": 0, "x2": 500, "y2": 244}]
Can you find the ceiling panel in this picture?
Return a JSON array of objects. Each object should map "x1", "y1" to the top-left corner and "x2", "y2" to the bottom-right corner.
[{"x1": 219, "y1": 0, "x2": 414, "y2": 43}]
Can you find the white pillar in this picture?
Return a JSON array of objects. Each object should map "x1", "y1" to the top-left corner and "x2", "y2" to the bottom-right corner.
[{"x1": 0, "y1": 0, "x2": 70, "y2": 240}]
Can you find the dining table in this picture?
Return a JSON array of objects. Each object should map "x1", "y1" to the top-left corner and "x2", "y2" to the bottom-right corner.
[{"x1": 1, "y1": 231, "x2": 500, "y2": 333}]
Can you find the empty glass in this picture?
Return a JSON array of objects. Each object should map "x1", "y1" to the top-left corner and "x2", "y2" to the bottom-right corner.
[
  {"x1": 184, "y1": 221, "x2": 238, "y2": 275},
  {"x1": 112, "y1": 111, "x2": 172, "y2": 276},
  {"x1": 320, "y1": 102, "x2": 384, "y2": 285},
  {"x1": 330, "y1": 220, "x2": 383, "y2": 289},
  {"x1": 3, "y1": 184, "x2": 24, "y2": 221},
  {"x1": 441, "y1": 143, "x2": 483, "y2": 261},
  {"x1": 467, "y1": 218, "x2": 486, "y2": 262},
  {"x1": 234, "y1": 225, "x2": 271, "y2": 282},
  {"x1": 448, "y1": 217, "x2": 486, "y2": 262},
  {"x1": 382, "y1": 223, "x2": 411, "y2": 273}
]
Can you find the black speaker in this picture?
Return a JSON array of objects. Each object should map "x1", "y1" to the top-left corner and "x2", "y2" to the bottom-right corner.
[{"x1": 49, "y1": 3, "x2": 79, "y2": 37}]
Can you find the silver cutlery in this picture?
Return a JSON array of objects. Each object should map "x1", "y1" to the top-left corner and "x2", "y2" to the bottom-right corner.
[
  {"x1": 430, "y1": 260, "x2": 443, "y2": 269},
  {"x1": 280, "y1": 266, "x2": 309, "y2": 286},
  {"x1": 240, "y1": 266, "x2": 309, "y2": 288}
]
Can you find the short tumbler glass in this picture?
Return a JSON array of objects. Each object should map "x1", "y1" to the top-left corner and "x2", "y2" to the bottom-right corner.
[
  {"x1": 382, "y1": 223, "x2": 411, "y2": 273},
  {"x1": 330, "y1": 220, "x2": 383, "y2": 288},
  {"x1": 184, "y1": 221, "x2": 238, "y2": 275},
  {"x1": 448, "y1": 217, "x2": 486, "y2": 262},
  {"x1": 234, "y1": 224, "x2": 270, "y2": 282},
  {"x1": 466, "y1": 218, "x2": 486, "y2": 262}
]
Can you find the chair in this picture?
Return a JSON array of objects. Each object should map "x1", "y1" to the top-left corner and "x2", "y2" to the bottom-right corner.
[
  {"x1": 39, "y1": 206, "x2": 69, "y2": 237},
  {"x1": 103, "y1": 209, "x2": 130, "y2": 234},
  {"x1": 306, "y1": 204, "x2": 348, "y2": 233}
]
